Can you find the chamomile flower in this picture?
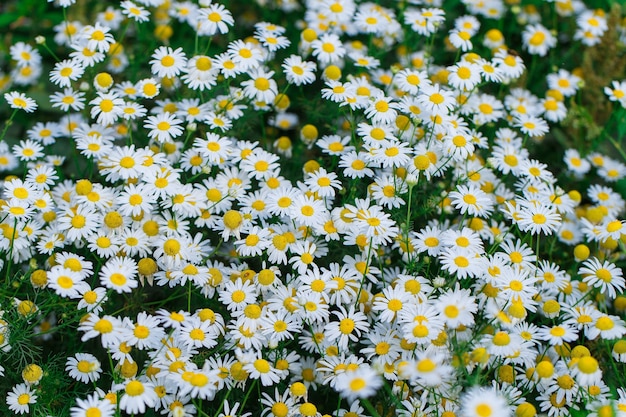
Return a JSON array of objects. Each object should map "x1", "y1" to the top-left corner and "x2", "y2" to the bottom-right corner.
[
  {"x1": 4, "y1": 91, "x2": 38, "y2": 112},
  {"x1": 150, "y1": 46, "x2": 187, "y2": 78},
  {"x1": 6, "y1": 383, "x2": 37, "y2": 414},
  {"x1": 65, "y1": 353, "x2": 102, "y2": 383},
  {"x1": 197, "y1": 3, "x2": 234, "y2": 36},
  {"x1": 282, "y1": 55, "x2": 316, "y2": 86},
  {"x1": 144, "y1": 112, "x2": 184, "y2": 143},
  {"x1": 50, "y1": 88, "x2": 85, "y2": 111},
  {"x1": 116, "y1": 378, "x2": 158, "y2": 415},
  {"x1": 99, "y1": 256, "x2": 139, "y2": 294},
  {"x1": 89, "y1": 92, "x2": 124, "y2": 126},
  {"x1": 604, "y1": 80, "x2": 626, "y2": 106},
  {"x1": 578, "y1": 257, "x2": 625, "y2": 299},
  {"x1": 449, "y1": 183, "x2": 494, "y2": 217},
  {"x1": 311, "y1": 33, "x2": 346, "y2": 66},
  {"x1": 334, "y1": 366, "x2": 382, "y2": 402},
  {"x1": 460, "y1": 386, "x2": 512, "y2": 417},
  {"x1": 81, "y1": 23, "x2": 115, "y2": 53},
  {"x1": 50, "y1": 59, "x2": 85, "y2": 88},
  {"x1": 13, "y1": 139, "x2": 44, "y2": 161},
  {"x1": 242, "y1": 69, "x2": 278, "y2": 103},
  {"x1": 493, "y1": 49, "x2": 525, "y2": 80},
  {"x1": 120, "y1": 1, "x2": 150, "y2": 22},
  {"x1": 522, "y1": 23, "x2": 556, "y2": 56},
  {"x1": 516, "y1": 203, "x2": 561, "y2": 235},
  {"x1": 514, "y1": 114, "x2": 549, "y2": 137}
]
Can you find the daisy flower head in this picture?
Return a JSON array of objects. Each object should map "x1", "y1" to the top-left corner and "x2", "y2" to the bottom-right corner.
[
  {"x1": 282, "y1": 55, "x2": 316, "y2": 86},
  {"x1": 6, "y1": 383, "x2": 37, "y2": 414},
  {"x1": 65, "y1": 352, "x2": 102, "y2": 383},
  {"x1": 417, "y1": 83, "x2": 456, "y2": 114},
  {"x1": 513, "y1": 114, "x2": 549, "y2": 138},
  {"x1": 12, "y1": 139, "x2": 45, "y2": 162},
  {"x1": 460, "y1": 386, "x2": 512, "y2": 417},
  {"x1": 311, "y1": 33, "x2": 346, "y2": 66},
  {"x1": 439, "y1": 246, "x2": 486, "y2": 279},
  {"x1": 99, "y1": 256, "x2": 139, "y2": 294},
  {"x1": 242, "y1": 69, "x2": 278, "y2": 103},
  {"x1": 578, "y1": 257, "x2": 625, "y2": 299},
  {"x1": 522, "y1": 23, "x2": 557, "y2": 56},
  {"x1": 197, "y1": 3, "x2": 234, "y2": 36},
  {"x1": 364, "y1": 93, "x2": 400, "y2": 125},
  {"x1": 81, "y1": 22, "x2": 115, "y2": 53},
  {"x1": 49, "y1": 59, "x2": 85, "y2": 88},
  {"x1": 547, "y1": 69, "x2": 581, "y2": 97},
  {"x1": 70, "y1": 392, "x2": 116, "y2": 417},
  {"x1": 493, "y1": 48, "x2": 525, "y2": 80},
  {"x1": 449, "y1": 183, "x2": 494, "y2": 217},
  {"x1": 305, "y1": 167, "x2": 341, "y2": 198},
  {"x1": 50, "y1": 88, "x2": 85, "y2": 112},
  {"x1": 571, "y1": 355, "x2": 603, "y2": 387},
  {"x1": 334, "y1": 366, "x2": 383, "y2": 402},
  {"x1": 120, "y1": 1, "x2": 150, "y2": 23},
  {"x1": 516, "y1": 203, "x2": 561, "y2": 235},
  {"x1": 4, "y1": 91, "x2": 37, "y2": 112},
  {"x1": 604, "y1": 80, "x2": 626, "y2": 107},
  {"x1": 144, "y1": 112, "x2": 184, "y2": 144},
  {"x1": 89, "y1": 92, "x2": 124, "y2": 126},
  {"x1": 115, "y1": 378, "x2": 158, "y2": 415},
  {"x1": 449, "y1": 28, "x2": 474, "y2": 51},
  {"x1": 150, "y1": 46, "x2": 187, "y2": 79},
  {"x1": 404, "y1": 7, "x2": 446, "y2": 36}
]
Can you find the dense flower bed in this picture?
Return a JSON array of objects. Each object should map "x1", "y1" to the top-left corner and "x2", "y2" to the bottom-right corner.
[{"x1": 1, "y1": 0, "x2": 626, "y2": 416}]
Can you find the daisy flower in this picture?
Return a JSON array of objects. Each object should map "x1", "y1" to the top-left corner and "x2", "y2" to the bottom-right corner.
[
  {"x1": 197, "y1": 3, "x2": 234, "y2": 36},
  {"x1": 50, "y1": 88, "x2": 85, "y2": 111},
  {"x1": 65, "y1": 352, "x2": 102, "y2": 383},
  {"x1": 516, "y1": 203, "x2": 561, "y2": 235},
  {"x1": 604, "y1": 80, "x2": 626, "y2": 106},
  {"x1": 522, "y1": 23, "x2": 556, "y2": 56},
  {"x1": 228, "y1": 40, "x2": 264, "y2": 71},
  {"x1": 144, "y1": 112, "x2": 184, "y2": 143},
  {"x1": 513, "y1": 114, "x2": 549, "y2": 137},
  {"x1": 334, "y1": 366, "x2": 382, "y2": 402},
  {"x1": 570, "y1": 356, "x2": 603, "y2": 386},
  {"x1": 6, "y1": 383, "x2": 37, "y2": 414},
  {"x1": 12, "y1": 139, "x2": 44, "y2": 161},
  {"x1": 49, "y1": 59, "x2": 85, "y2": 88},
  {"x1": 99, "y1": 256, "x2": 139, "y2": 294},
  {"x1": 439, "y1": 246, "x2": 485, "y2": 279},
  {"x1": 70, "y1": 392, "x2": 116, "y2": 417},
  {"x1": 120, "y1": 1, "x2": 150, "y2": 22},
  {"x1": 4, "y1": 91, "x2": 37, "y2": 112},
  {"x1": 493, "y1": 49, "x2": 525, "y2": 80},
  {"x1": 460, "y1": 386, "x2": 512, "y2": 417},
  {"x1": 150, "y1": 46, "x2": 187, "y2": 79},
  {"x1": 282, "y1": 55, "x2": 316, "y2": 86},
  {"x1": 364, "y1": 93, "x2": 400, "y2": 125},
  {"x1": 305, "y1": 167, "x2": 341, "y2": 198},
  {"x1": 449, "y1": 29, "x2": 474, "y2": 51},
  {"x1": 578, "y1": 257, "x2": 625, "y2": 299},
  {"x1": 417, "y1": 83, "x2": 456, "y2": 114},
  {"x1": 242, "y1": 69, "x2": 278, "y2": 103},
  {"x1": 449, "y1": 183, "x2": 494, "y2": 217},
  {"x1": 89, "y1": 92, "x2": 124, "y2": 126},
  {"x1": 311, "y1": 33, "x2": 346, "y2": 66},
  {"x1": 115, "y1": 378, "x2": 158, "y2": 415},
  {"x1": 81, "y1": 22, "x2": 115, "y2": 53}
]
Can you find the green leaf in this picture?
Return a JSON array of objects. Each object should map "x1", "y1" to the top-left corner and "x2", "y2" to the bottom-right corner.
[{"x1": 0, "y1": 13, "x2": 18, "y2": 27}]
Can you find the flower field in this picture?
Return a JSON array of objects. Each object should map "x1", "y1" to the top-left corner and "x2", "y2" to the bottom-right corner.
[{"x1": 2, "y1": 0, "x2": 626, "y2": 416}]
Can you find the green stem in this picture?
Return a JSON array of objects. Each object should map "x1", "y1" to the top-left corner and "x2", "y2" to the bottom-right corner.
[
  {"x1": 359, "y1": 398, "x2": 381, "y2": 417},
  {"x1": 0, "y1": 109, "x2": 18, "y2": 143}
]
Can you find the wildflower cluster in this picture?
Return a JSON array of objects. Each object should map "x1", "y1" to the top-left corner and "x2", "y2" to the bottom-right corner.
[{"x1": 1, "y1": 0, "x2": 626, "y2": 417}]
